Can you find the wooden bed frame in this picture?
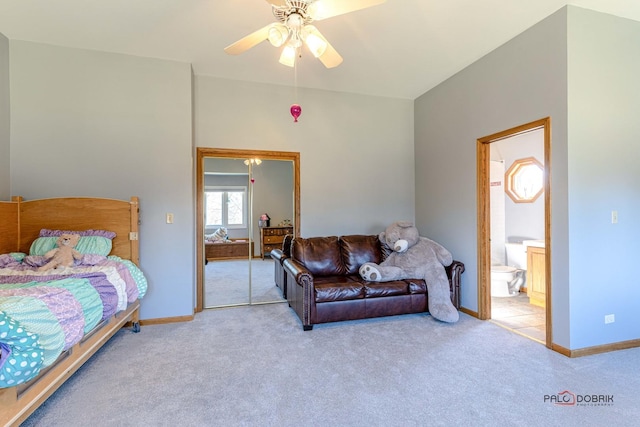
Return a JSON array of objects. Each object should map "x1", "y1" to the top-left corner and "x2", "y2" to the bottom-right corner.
[
  {"x1": 205, "y1": 238, "x2": 254, "y2": 261},
  {"x1": 0, "y1": 196, "x2": 141, "y2": 427}
]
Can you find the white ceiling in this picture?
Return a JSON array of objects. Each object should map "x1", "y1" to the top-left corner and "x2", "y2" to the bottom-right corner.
[{"x1": 1, "y1": 0, "x2": 639, "y2": 99}]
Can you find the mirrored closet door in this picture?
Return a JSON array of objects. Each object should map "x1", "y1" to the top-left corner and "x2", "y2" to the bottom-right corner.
[
  {"x1": 196, "y1": 148, "x2": 300, "y2": 311},
  {"x1": 202, "y1": 157, "x2": 251, "y2": 307}
]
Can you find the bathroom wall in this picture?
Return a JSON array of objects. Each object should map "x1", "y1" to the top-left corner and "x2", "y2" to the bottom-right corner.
[
  {"x1": 491, "y1": 128, "x2": 545, "y2": 243},
  {"x1": 489, "y1": 160, "x2": 506, "y2": 265}
]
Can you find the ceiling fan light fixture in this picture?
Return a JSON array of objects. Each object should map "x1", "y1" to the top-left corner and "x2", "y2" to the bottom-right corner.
[
  {"x1": 303, "y1": 33, "x2": 326, "y2": 58},
  {"x1": 268, "y1": 24, "x2": 289, "y2": 47},
  {"x1": 279, "y1": 44, "x2": 297, "y2": 67},
  {"x1": 286, "y1": 13, "x2": 303, "y2": 31},
  {"x1": 225, "y1": 0, "x2": 386, "y2": 68},
  {"x1": 304, "y1": 34, "x2": 327, "y2": 58},
  {"x1": 305, "y1": 1, "x2": 321, "y2": 18},
  {"x1": 302, "y1": 25, "x2": 328, "y2": 58}
]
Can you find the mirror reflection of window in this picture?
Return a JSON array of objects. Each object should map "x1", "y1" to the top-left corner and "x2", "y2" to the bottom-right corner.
[
  {"x1": 205, "y1": 188, "x2": 247, "y2": 228},
  {"x1": 505, "y1": 157, "x2": 544, "y2": 203}
]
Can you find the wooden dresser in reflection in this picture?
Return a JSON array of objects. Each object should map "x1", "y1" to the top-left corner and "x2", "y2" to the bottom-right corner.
[{"x1": 260, "y1": 226, "x2": 293, "y2": 260}]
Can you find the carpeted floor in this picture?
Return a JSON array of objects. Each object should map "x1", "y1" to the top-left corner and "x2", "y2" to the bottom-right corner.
[
  {"x1": 21, "y1": 304, "x2": 639, "y2": 426},
  {"x1": 204, "y1": 258, "x2": 284, "y2": 307}
]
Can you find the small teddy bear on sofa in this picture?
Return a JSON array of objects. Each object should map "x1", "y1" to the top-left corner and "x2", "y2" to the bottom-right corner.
[
  {"x1": 359, "y1": 221, "x2": 459, "y2": 323},
  {"x1": 38, "y1": 233, "x2": 83, "y2": 271}
]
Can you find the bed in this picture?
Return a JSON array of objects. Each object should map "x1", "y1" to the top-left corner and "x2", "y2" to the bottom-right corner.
[
  {"x1": 205, "y1": 239, "x2": 254, "y2": 261},
  {"x1": 0, "y1": 196, "x2": 147, "y2": 427}
]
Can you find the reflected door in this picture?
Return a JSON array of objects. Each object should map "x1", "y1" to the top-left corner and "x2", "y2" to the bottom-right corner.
[{"x1": 249, "y1": 159, "x2": 295, "y2": 304}]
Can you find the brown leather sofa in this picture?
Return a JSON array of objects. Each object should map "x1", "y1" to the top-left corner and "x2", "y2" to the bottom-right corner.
[
  {"x1": 271, "y1": 234, "x2": 293, "y2": 298},
  {"x1": 283, "y1": 234, "x2": 465, "y2": 330}
]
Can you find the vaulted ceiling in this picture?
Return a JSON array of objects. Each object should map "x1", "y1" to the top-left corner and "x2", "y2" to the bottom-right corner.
[{"x1": 1, "y1": 1, "x2": 639, "y2": 99}]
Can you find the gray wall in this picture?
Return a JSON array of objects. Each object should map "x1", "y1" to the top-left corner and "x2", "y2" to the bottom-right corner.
[
  {"x1": 416, "y1": 6, "x2": 640, "y2": 350},
  {"x1": 6, "y1": 41, "x2": 415, "y2": 322},
  {"x1": 0, "y1": 32, "x2": 9, "y2": 200},
  {"x1": 414, "y1": 8, "x2": 570, "y2": 346},
  {"x1": 567, "y1": 7, "x2": 640, "y2": 349},
  {"x1": 8, "y1": 6, "x2": 635, "y2": 351},
  {"x1": 9, "y1": 41, "x2": 194, "y2": 321},
  {"x1": 194, "y1": 75, "x2": 415, "y2": 238}
]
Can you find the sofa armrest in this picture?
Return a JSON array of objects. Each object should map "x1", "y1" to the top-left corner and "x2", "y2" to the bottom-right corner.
[
  {"x1": 283, "y1": 258, "x2": 315, "y2": 330},
  {"x1": 445, "y1": 260, "x2": 465, "y2": 309},
  {"x1": 271, "y1": 248, "x2": 287, "y2": 264},
  {"x1": 283, "y1": 258, "x2": 313, "y2": 286}
]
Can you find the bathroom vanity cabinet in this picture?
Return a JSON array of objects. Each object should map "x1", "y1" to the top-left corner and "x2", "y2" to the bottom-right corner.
[{"x1": 526, "y1": 246, "x2": 546, "y2": 307}]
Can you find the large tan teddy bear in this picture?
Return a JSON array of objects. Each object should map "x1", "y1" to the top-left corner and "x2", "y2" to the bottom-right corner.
[
  {"x1": 359, "y1": 221, "x2": 459, "y2": 323},
  {"x1": 38, "y1": 233, "x2": 83, "y2": 271}
]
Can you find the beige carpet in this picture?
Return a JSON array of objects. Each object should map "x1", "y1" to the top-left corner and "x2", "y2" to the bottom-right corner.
[
  {"x1": 22, "y1": 304, "x2": 639, "y2": 426},
  {"x1": 204, "y1": 258, "x2": 284, "y2": 307}
]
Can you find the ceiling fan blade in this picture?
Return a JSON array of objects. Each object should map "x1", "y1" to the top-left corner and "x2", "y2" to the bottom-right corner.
[
  {"x1": 311, "y1": 0, "x2": 386, "y2": 21},
  {"x1": 304, "y1": 25, "x2": 343, "y2": 68},
  {"x1": 264, "y1": 0, "x2": 288, "y2": 6},
  {"x1": 224, "y1": 24, "x2": 272, "y2": 55},
  {"x1": 317, "y1": 42, "x2": 343, "y2": 68}
]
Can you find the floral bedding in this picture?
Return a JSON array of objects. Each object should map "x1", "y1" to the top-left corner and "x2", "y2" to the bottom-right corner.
[{"x1": 0, "y1": 253, "x2": 147, "y2": 388}]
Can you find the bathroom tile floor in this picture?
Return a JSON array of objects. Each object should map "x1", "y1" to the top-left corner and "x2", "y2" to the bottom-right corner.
[{"x1": 491, "y1": 292, "x2": 546, "y2": 343}]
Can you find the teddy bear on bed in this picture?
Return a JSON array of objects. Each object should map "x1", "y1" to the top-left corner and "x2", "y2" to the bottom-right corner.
[
  {"x1": 359, "y1": 221, "x2": 459, "y2": 323},
  {"x1": 38, "y1": 233, "x2": 83, "y2": 271}
]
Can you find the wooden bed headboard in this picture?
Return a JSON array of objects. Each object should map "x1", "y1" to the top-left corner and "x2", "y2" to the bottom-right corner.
[{"x1": 0, "y1": 196, "x2": 140, "y2": 265}]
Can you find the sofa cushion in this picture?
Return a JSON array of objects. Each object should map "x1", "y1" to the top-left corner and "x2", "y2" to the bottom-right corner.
[
  {"x1": 340, "y1": 234, "x2": 383, "y2": 275},
  {"x1": 364, "y1": 280, "x2": 410, "y2": 298},
  {"x1": 314, "y1": 276, "x2": 364, "y2": 302},
  {"x1": 292, "y1": 236, "x2": 346, "y2": 276},
  {"x1": 406, "y1": 279, "x2": 427, "y2": 294}
]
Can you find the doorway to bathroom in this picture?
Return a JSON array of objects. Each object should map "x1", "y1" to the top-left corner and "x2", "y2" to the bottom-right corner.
[{"x1": 476, "y1": 118, "x2": 551, "y2": 348}]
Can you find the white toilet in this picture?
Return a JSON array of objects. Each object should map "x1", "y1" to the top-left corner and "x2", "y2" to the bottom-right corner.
[{"x1": 491, "y1": 242, "x2": 527, "y2": 297}]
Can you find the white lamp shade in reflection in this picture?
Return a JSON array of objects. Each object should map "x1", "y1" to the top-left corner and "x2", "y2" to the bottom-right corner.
[{"x1": 243, "y1": 158, "x2": 262, "y2": 165}]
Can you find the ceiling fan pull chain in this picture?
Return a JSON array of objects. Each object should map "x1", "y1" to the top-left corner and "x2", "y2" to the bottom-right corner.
[{"x1": 290, "y1": 54, "x2": 302, "y2": 123}]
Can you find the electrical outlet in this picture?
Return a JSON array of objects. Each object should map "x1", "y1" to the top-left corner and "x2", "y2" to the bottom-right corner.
[
  {"x1": 604, "y1": 314, "x2": 615, "y2": 324},
  {"x1": 166, "y1": 213, "x2": 174, "y2": 224},
  {"x1": 611, "y1": 211, "x2": 618, "y2": 224}
]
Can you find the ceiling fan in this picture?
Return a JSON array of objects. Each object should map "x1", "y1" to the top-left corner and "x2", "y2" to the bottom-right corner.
[{"x1": 224, "y1": 0, "x2": 386, "y2": 68}]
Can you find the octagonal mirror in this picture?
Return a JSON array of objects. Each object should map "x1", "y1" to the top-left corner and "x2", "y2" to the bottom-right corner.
[{"x1": 505, "y1": 157, "x2": 544, "y2": 203}]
